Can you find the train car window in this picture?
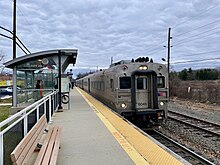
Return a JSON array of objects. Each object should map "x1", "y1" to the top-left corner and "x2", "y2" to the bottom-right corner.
[
  {"x1": 110, "y1": 79, "x2": 113, "y2": 88},
  {"x1": 101, "y1": 82, "x2": 105, "y2": 91},
  {"x1": 137, "y1": 78, "x2": 144, "y2": 89},
  {"x1": 137, "y1": 78, "x2": 147, "y2": 89},
  {"x1": 110, "y1": 79, "x2": 114, "y2": 92},
  {"x1": 94, "y1": 82, "x2": 96, "y2": 89},
  {"x1": 157, "y1": 76, "x2": 165, "y2": 88},
  {"x1": 98, "y1": 82, "x2": 101, "y2": 90},
  {"x1": 120, "y1": 77, "x2": 131, "y2": 89}
]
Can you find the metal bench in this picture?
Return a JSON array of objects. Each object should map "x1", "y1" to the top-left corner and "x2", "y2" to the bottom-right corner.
[{"x1": 10, "y1": 115, "x2": 61, "y2": 165}]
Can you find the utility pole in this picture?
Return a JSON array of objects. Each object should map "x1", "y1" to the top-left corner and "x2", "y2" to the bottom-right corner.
[
  {"x1": 167, "y1": 27, "x2": 172, "y2": 101},
  {"x1": 13, "y1": 0, "x2": 17, "y2": 107},
  {"x1": 167, "y1": 27, "x2": 172, "y2": 75},
  {"x1": 111, "y1": 56, "x2": 113, "y2": 65},
  {"x1": 13, "y1": 0, "x2": 16, "y2": 59}
]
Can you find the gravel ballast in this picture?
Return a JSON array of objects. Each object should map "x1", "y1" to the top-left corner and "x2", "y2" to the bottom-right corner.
[{"x1": 159, "y1": 99, "x2": 220, "y2": 164}]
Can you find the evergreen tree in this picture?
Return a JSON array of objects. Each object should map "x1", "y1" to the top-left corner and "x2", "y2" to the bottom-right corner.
[{"x1": 178, "y1": 69, "x2": 188, "y2": 81}]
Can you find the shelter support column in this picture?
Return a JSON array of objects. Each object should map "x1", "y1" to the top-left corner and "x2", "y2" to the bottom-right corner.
[
  {"x1": 58, "y1": 50, "x2": 62, "y2": 109},
  {"x1": 25, "y1": 71, "x2": 28, "y2": 102},
  {"x1": 32, "y1": 71, "x2": 34, "y2": 99}
]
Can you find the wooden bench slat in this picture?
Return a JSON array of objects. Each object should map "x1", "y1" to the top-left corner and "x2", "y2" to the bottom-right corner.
[
  {"x1": 13, "y1": 121, "x2": 47, "y2": 165},
  {"x1": 11, "y1": 115, "x2": 47, "y2": 164},
  {"x1": 42, "y1": 127, "x2": 59, "y2": 165},
  {"x1": 49, "y1": 127, "x2": 61, "y2": 165},
  {"x1": 34, "y1": 128, "x2": 53, "y2": 165},
  {"x1": 11, "y1": 115, "x2": 46, "y2": 162},
  {"x1": 22, "y1": 122, "x2": 47, "y2": 165},
  {"x1": 11, "y1": 115, "x2": 61, "y2": 165}
]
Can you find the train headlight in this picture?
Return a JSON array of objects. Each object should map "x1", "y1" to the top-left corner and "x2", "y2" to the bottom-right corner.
[
  {"x1": 143, "y1": 66, "x2": 148, "y2": 70},
  {"x1": 121, "y1": 103, "x2": 127, "y2": 109},
  {"x1": 139, "y1": 65, "x2": 148, "y2": 70},
  {"x1": 160, "y1": 101, "x2": 164, "y2": 106}
]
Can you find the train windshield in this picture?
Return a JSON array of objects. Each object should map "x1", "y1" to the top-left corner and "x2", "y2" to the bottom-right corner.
[
  {"x1": 157, "y1": 76, "x2": 165, "y2": 88},
  {"x1": 120, "y1": 77, "x2": 131, "y2": 89}
]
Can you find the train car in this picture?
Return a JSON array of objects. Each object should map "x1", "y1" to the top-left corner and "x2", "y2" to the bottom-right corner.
[{"x1": 76, "y1": 57, "x2": 169, "y2": 126}]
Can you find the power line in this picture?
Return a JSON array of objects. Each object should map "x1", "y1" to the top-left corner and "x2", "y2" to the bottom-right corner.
[
  {"x1": 146, "y1": 5, "x2": 220, "y2": 56},
  {"x1": 0, "y1": 33, "x2": 29, "y2": 54},
  {"x1": 16, "y1": 2, "x2": 46, "y2": 47},
  {"x1": 172, "y1": 57, "x2": 220, "y2": 64},
  {"x1": 0, "y1": 33, "x2": 12, "y2": 40},
  {"x1": 17, "y1": 6, "x2": 32, "y2": 26},
  {"x1": 0, "y1": 26, "x2": 31, "y2": 54},
  {"x1": 145, "y1": 5, "x2": 220, "y2": 61},
  {"x1": 145, "y1": 40, "x2": 167, "y2": 53},
  {"x1": 173, "y1": 30, "x2": 220, "y2": 47},
  {"x1": 173, "y1": 26, "x2": 220, "y2": 46},
  {"x1": 15, "y1": 35, "x2": 31, "y2": 54},
  {"x1": 147, "y1": 48, "x2": 165, "y2": 56},
  {"x1": 172, "y1": 50, "x2": 220, "y2": 59},
  {"x1": 172, "y1": 4, "x2": 220, "y2": 29},
  {"x1": 174, "y1": 19, "x2": 220, "y2": 38},
  {"x1": 0, "y1": 26, "x2": 12, "y2": 34}
]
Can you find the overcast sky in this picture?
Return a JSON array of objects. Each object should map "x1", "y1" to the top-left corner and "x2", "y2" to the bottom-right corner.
[{"x1": 1, "y1": 0, "x2": 220, "y2": 73}]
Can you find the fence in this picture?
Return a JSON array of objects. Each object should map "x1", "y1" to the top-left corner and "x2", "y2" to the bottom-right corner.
[{"x1": 0, "y1": 90, "x2": 58, "y2": 165}]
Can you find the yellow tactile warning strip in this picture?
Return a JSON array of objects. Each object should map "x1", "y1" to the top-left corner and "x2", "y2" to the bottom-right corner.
[
  {"x1": 77, "y1": 88, "x2": 149, "y2": 165},
  {"x1": 77, "y1": 88, "x2": 184, "y2": 165}
]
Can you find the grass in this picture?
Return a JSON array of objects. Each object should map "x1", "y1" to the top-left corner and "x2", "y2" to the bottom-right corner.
[
  {"x1": 0, "y1": 97, "x2": 12, "y2": 103},
  {"x1": 0, "y1": 106, "x2": 10, "y2": 122}
]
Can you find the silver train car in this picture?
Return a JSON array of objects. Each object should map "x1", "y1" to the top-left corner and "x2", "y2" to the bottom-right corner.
[{"x1": 76, "y1": 58, "x2": 169, "y2": 126}]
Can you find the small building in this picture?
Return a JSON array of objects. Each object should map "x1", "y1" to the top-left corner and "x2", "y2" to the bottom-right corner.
[{"x1": 4, "y1": 49, "x2": 77, "y2": 107}]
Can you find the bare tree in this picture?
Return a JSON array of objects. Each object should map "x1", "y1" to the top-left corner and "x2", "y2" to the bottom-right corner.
[{"x1": 0, "y1": 50, "x2": 5, "y2": 74}]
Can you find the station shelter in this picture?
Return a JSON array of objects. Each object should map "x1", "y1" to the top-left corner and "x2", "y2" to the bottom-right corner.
[{"x1": 4, "y1": 49, "x2": 77, "y2": 108}]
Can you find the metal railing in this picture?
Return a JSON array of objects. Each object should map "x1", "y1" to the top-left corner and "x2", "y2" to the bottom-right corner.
[{"x1": 0, "y1": 90, "x2": 58, "y2": 165}]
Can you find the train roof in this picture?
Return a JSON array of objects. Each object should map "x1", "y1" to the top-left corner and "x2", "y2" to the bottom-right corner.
[{"x1": 77, "y1": 57, "x2": 167, "y2": 80}]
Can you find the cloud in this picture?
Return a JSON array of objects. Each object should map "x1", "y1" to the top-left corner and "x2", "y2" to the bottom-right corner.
[{"x1": 0, "y1": 0, "x2": 220, "y2": 72}]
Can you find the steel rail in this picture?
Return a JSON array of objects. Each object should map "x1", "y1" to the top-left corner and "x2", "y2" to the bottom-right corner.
[
  {"x1": 150, "y1": 130, "x2": 215, "y2": 165},
  {"x1": 168, "y1": 110, "x2": 220, "y2": 137}
]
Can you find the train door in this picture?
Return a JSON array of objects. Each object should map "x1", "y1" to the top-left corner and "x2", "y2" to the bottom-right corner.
[
  {"x1": 131, "y1": 71, "x2": 158, "y2": 111},
  {"x1": 88, "y1": 78, "x2": 90, "y2": 93},
  {"x1": 135, "y1": 76, "x2": 149, "y2": 109}
]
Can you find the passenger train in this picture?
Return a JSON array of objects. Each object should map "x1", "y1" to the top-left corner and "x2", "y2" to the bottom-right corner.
[{"x1": 76, "y1": 57, "x2": 169, "y2": 126}]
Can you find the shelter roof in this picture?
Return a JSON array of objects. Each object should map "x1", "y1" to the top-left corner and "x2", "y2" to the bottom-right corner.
[{"x1": 4, "y1": 49, "x2": 77, "y2": 72}]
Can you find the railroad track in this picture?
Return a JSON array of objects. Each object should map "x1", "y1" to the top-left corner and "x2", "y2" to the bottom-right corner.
[
  {"x1": 148, "y1": 130, "x2": 215, "y2": 165},
  {"x1": 168, "y1": 110, "x2": 220, "y2": 138}
]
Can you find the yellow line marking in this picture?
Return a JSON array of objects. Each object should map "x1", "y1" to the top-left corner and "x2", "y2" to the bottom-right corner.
[{"x1": 77, "y1": 88, "x2": 149, "y2": 165}]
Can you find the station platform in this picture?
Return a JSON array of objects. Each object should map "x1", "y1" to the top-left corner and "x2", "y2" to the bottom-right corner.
[{"x1": 51, "y1": 87, "x2": 188, "y2": 165}]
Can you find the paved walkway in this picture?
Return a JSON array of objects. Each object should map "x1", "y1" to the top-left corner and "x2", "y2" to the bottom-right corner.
[
  {"x1": 51, "y1": 88, "x2": 135, "y2": 165},
  {"x1": 50, "y1": 87, "x2": 187, "y2": 165}
]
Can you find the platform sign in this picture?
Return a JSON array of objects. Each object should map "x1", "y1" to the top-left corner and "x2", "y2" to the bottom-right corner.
[
  {"x1": 61, "y1": 77, "x2": 70, "y2": 93},
  {"x1": 0, "y1": 80, "x2": 12, "y2": 86}
]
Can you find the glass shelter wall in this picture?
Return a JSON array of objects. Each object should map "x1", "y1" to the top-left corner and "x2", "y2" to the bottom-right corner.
[{"x1": 16, "y1": 57, "x2": 58, "y2": 106}]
